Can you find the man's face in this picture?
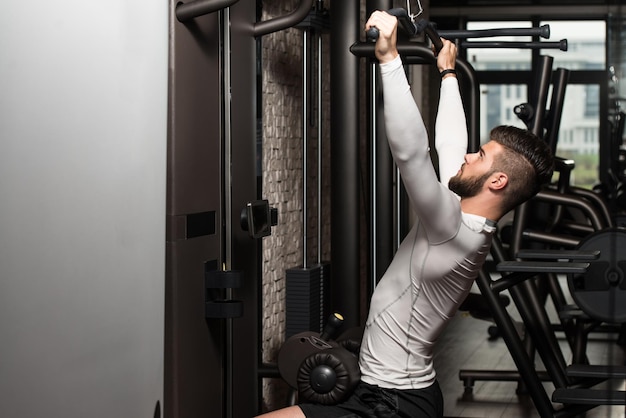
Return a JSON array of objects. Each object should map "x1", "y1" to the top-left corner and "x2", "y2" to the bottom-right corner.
[{"x1": 449, "y1": 141, "x2": 503, "y2": 198}]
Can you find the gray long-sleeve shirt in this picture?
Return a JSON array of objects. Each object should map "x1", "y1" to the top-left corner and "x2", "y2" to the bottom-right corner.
[{"x1": 359, "y1": 56, "x2": 496, "y2": 390}]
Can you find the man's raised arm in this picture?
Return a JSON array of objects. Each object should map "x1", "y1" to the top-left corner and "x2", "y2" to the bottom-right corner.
[
  {"x1": 434, "y1": 40, "x2": 468, "y2": 188},
  {"x1": 365, "y1": 11, "x2": 463, "y2": 243}
]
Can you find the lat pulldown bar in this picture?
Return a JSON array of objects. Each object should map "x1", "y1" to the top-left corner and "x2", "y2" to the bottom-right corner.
[
  {"x1": 438, "y1": 24, "x2": 550, "y2": 40},
  {"x1": 358, "y1": 19, "x2": 566, "y2": 51},
  {"x1": 366, "y1": 8, "x2": 443, "y2": 53},
  {"x1": 461, "y1": 40, "x2": 567, "y2": 51},
  {"x1": 438, "y1": 22, "x2": 566, "y2": 51}
]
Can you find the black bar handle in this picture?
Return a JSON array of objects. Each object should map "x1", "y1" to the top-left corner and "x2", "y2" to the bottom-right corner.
[
  {"x1": 437, "y1": 24, "x2": 550, "y2": 40},
  {"x1": 461, "y1": 39, "x2": 567, "y2": 51},
  {"x1": 366, "y1": 8, "x2": 416, "y2": 42},
  {"x1": 366, "y1": 10, "x2": 442, "y2": 54}
]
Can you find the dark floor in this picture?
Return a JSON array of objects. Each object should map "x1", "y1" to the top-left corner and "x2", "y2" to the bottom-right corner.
[{"x1": 434, "y1": 304, "x2": 626, "y2": 418}]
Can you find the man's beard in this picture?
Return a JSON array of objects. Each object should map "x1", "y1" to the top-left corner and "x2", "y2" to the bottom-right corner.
[{"x1": 448, "y1": 170, "x2": 493, "y2": 198}]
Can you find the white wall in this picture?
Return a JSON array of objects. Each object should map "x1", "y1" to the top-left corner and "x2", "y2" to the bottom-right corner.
[{"x1": 0, "y1": 1, "x2": 167, "y2": 416}]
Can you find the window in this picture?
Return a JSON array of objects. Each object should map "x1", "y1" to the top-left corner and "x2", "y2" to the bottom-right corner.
[
  {"x1": 541, "y1": 21, "x2": 605, "y2": 189},
  {"x1": 479, "y1": 84, "x2": 528, "y2": 140},
  {"x1": 465, "y1": 19, "x2": 606, "y2": 189},
  {"x1": 584, "y1": 85, "x2": 600, "y2": 118},
  {"x1": 466, "y1": 21, "x2": 532, "y2": 71},
  {"x1": 541, "y1": 21, "x2": 606, "y2": 69}
]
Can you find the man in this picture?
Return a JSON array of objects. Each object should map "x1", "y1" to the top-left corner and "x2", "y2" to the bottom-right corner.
[{"x1": 259, "y1": 10, "x2": 553, "y2": 418}]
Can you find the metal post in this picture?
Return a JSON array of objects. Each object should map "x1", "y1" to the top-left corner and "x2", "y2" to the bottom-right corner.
[
  {"x1": 221, "y1": 8, "x2": 234, "y2": 418},
  {"x1": 303, "y1": 29, "x2": 309, "y2": 269},
  {"x1": 317, "y1": 31, "x2": 323, "y2": 263},
  {"x1": 330, "y1": 0, "x2": 360, "y2": 327}
]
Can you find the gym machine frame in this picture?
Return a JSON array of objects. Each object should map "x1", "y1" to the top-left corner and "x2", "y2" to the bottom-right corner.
[{"x1": 173, "y1": 1, "x2": 317, "y2": 416}]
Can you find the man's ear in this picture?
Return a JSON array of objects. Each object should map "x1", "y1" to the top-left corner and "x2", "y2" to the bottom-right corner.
[{"x1": 489, "y1": 172, "x2": 508, "y2": 191}]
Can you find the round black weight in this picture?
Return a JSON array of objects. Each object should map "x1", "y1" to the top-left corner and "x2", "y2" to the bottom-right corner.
[{"x1": 567, "y1": 228, "x2": 626, "y2": 323}]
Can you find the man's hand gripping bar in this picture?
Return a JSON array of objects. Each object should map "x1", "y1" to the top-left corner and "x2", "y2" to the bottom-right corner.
[{"x1": 366, "y1": 8, "x2": 443, "y2": 54}]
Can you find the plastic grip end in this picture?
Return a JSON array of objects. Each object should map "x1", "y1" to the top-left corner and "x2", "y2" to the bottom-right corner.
[{"x1": 366, "y1": 27, "x2": 379, "y2": 42}]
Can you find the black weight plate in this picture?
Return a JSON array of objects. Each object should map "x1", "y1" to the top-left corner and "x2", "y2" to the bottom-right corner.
[{"x1": 567, "y1": 228, "x2": 626, "y2": 323}]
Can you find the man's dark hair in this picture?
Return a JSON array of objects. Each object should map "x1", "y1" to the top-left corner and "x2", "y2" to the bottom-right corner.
[{"x1": 490, "y1": 125, "x2": 554, "y2": 214}]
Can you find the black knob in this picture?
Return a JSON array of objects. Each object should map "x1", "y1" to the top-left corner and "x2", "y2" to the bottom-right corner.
[
  {"x1": 310, "y1": 365, "x2": 336, "y2": 393},
  {"x1": 320, "y1": 313, "x2": 344, "y2": 341}
]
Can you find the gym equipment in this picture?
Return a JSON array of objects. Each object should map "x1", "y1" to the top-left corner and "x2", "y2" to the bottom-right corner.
[
  {"x1": 240, "y1": 200, "x2": 278, "y2": 239},
  {"x1": 364, "y1": 1, "x2": 442, "y2": 51},
  {"x1": 366, "y1": 8, "x2": 417, "y2": 41},
  {"x1": 176, "y1": 0, "x2": 316, "y2": 39},
  {"x1": 366, "y1": 7, "x2": 443, "y2": 53},
  {"x1": 482, "y1": 246, "x2": 626, "y2": 415},
  {"x1": 286, "y1": 2, "x2": 332, "y2": 338},
  {"x1": 509, "y1": 49, "x2": 626, "y2": 328},
  {"x1": 461, "y1": 227, "x2": 626, "y2": 412},
  {"x1": 459, "y1": 48, "x2": 626, "y2": 415},
  {"x1": 568, "y1": 228, "x2": 626, "y2": 324},
  {"x1": 351, "y1": 24, "x2": 565, "y2": 155},
  {"x1": 277, "y1": 313, "x2": 361, "y2": 405},
  {"x1": 366, "y1": 0, "x2": 423, "y2": 40},
  {"x1": 591, "y1": 65, "x2": 626, "y2": 214},
  {"x1": 438, "y1": 24, "x2": 550, "y2": 40},
  {"x1": 438, "y1": 25, "x2": 567, "y2": 52}
]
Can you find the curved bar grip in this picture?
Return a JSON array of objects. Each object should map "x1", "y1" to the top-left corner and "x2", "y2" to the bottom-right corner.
[
  {"x1": 366, "y1": 26, "x2": 380, "y2": 42},
  {"x1": 253, "y1": 0, "x2": 314, "y2": 37},
  {"x1": 366, "y1": 8, "x2": 416, "y2": 42},
  {"x1": 176, "y1": 0, "x2": 240, "y2": 22},
  {"x1": 416, "y1": 19, "x2": 442, "y2": 54},
  {"x1": 366, "y1": 11, "x2": 441, "y2": 55}
]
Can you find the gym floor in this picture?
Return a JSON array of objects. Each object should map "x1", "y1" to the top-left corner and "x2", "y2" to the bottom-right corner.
[{"x1": 435, "y1": 307, "x2": 626, "y2": 417}]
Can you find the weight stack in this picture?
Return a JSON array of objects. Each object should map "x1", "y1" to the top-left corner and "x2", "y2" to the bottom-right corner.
[
  {"x1": 314, "y1": 261, "x2": 332, "y2": 333},
  {"x1": 286, "y1": 265, "x2": 322, "y2": 338}
]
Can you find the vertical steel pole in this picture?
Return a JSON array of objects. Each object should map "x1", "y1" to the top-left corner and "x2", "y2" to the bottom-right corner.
[
  {"x1": 303, "y1": 29, "x2": 309, "y2": 269},
  {"x1": 370, "y1": 62, "x2": 378, "y2": 291},
  {"x1": 367, "y1": 0, "x2": 395, "y2": 282},
  {"x1": 221, "y1": 8, "x2": 234, "y2": 417},
  {"x1": 330, "y1": 0, "x2": 360, "y2": 326},
  {"x1": 317, "y1": 31, "x2": 323, "y2": 264}
]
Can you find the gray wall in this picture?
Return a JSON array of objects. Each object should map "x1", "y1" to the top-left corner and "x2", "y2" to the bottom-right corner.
[{"x1": 0, "y1": 1, "x2": 167, "y2": 416}]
